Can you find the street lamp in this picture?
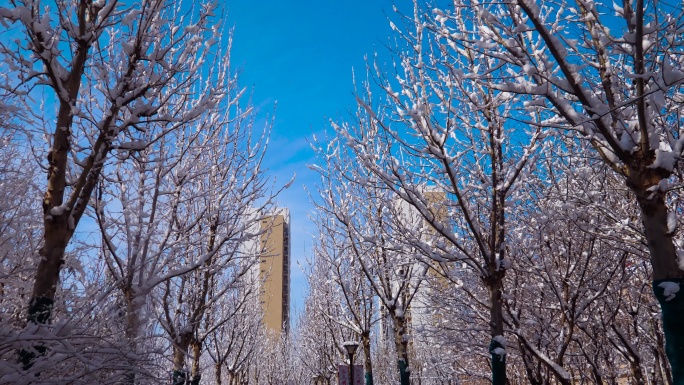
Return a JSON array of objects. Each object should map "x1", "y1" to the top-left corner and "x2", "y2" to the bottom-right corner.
[{"x1": 343, "y1": 341, "x2": 359, "y2": 385}]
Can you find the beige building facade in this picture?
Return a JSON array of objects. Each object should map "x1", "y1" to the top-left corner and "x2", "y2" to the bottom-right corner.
[{"x1": 258, "y1": 209, "x2": 290, "y2": 336}]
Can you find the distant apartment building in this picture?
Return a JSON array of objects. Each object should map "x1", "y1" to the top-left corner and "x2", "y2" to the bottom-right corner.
[
  {"x1": 395, "y1": 188, "x2": 450, "y2": 330},
  {"x1": 257, "y1": 209, "x2": 291, "y2": 336},
  {"x1": 377, "y1": 188, "x2": 450, "y2": 344}
]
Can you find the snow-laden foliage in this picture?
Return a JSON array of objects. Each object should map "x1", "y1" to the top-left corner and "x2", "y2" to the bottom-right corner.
[
  {"x1": 311, "y1": 138, "x2": 433, "y2": 384},
  {"x1": 0, "y1": 0, "x2": 289, "y2": 383},
  {"x1": 297, "y1": 257, "x2": 359, "y2": 384},
  {"x1": 302, "y1": 0, "x2": 684, "y2": 384},
  {"x1": 427, "y1": 0, "x2": 684, "y2": 280}
]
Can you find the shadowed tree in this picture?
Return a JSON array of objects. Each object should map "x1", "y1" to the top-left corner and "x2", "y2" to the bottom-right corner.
[{"x1": 417, "y1": 0, "x2": 684, "y2": 379}]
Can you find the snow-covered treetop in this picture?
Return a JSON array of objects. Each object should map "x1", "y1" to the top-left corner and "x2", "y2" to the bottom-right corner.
[{"x1": 426, "y1": 0, "x2": 684, "y2": 184}]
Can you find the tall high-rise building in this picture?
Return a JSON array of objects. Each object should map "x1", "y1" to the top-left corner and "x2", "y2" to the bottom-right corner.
[{"x1": 257, "y1": 209, "x2": 290, "y2": 336}]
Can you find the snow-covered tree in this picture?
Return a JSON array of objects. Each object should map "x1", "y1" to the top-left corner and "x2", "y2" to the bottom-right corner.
[
  {"x1": 503, "y1": 144, "x2": 654, "y2": 384},
  {"x1": 309, "y1": 214, "x2": 380, "y2": 385},
  {"x1": 420, "y1": 0, "x2": 684, "y2": 379},
  {"x1": 312, "y1": 139, "x2": 434, "y2": 385},
  {"x1": 325, "y1": 4, "x2": 542, "y2": 381},
  {"x1": 0, "y1": 0, "x2": 237, "y2": 372},
  {"x1": 205, "y1": 284, "x2": 263, "y2": 385},
  {"x1": 0, "y1": 125, "x2": 44, "y2": 379},
  {"x1": 297, "y1": 257, "x2": 356, "y2": 385},
  {"x1": 93, "y1": 82, "x2": 275, "y2": 384}
]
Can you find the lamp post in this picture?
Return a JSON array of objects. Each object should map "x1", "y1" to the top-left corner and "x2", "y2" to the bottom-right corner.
[{"x1": 343, "y1": 341, "x2": 359, "y2": 385}]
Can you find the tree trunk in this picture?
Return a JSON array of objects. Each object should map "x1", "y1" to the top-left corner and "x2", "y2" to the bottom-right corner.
[
  {"x1": 22, "y1": 73, "x2": 105, "y2": 369},
  {"x1": 392, "y1": 314, "x2": 410, "y2": 385},
  {"x1": 654, "y1": 279, "x2": 684, "y2": 385},
  {"x1": 487, "y1": 273, "x2": 507, "y2": 385},
  {"x1": 215, "y1": 364, "x2": 222, "y2": 385},
  {"x1": 19, "y1": 180, "x2": 71, "y2": 369},
  {"x1": 518, "y1": 342, "x2": 543, "y2": 385},
  {"x1": 24, "y1": 0, "x2": 92, "y2": 339},
  {"x1": 615, "y1": 323, "x2": 646, "y2": 385},
  {"x1": 121, "y1": 292, "x2": 141, "y2": 385},
  {"x1": 172, "y1": 334, "x2": 192, "y2": 385},
  {"x1": 362, "y1": 331, "x2": 374, "y2": 385},
  {"x1": 632, "y1": 183, "x2": 684, "y2": 384},
  {"x1": 633, "y1": 188, "x2": 682, "y2": 281},
  {"x1": 190, "y1": 340, "x2": 202, "y2": 385}
]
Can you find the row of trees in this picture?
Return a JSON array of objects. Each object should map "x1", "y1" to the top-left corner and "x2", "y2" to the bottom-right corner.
[
  {"x1": 0, "y1": 0, "x2": 301, "y2": 384},
  {"x1": 2, "y1": 0, "x2": 684, "y2": 384},
  {"x1": 297, "y1": 0, "x2": 684, "y2": 384},
  {"x1": 302, "y1": 137, "x2": 670, "y2": 384}
]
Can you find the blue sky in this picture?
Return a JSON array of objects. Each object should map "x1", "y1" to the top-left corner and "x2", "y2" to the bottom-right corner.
[{"x1": 226, "y1": 0, "x2": 396, "y2": 315}]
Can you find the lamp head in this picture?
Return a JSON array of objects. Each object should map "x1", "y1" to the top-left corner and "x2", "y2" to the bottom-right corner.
[{"x1": 342, "y1": 341, "x2": 359, "y2": 355}]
